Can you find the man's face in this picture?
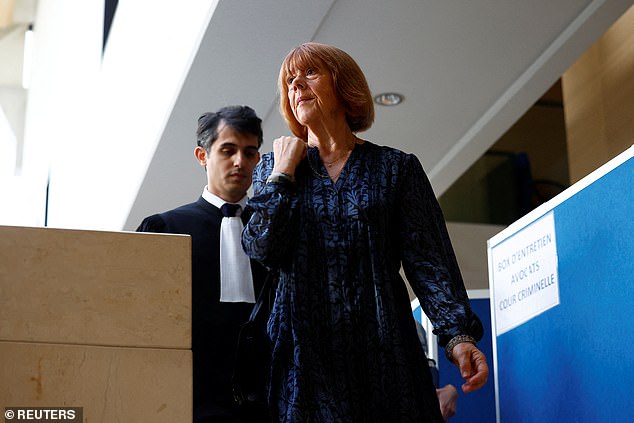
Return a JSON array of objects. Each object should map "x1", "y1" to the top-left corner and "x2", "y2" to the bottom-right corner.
[{"x1": 196, "y1": 123, "x2": 260, "y2": 203}]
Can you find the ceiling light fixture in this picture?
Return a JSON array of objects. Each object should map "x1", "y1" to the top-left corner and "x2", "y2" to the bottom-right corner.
[{"x1": 373, "y1": 92, "x2": 404, "y2": 106}]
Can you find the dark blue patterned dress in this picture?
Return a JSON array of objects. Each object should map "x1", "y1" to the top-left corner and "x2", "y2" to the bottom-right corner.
[{"x1": 243, "y1": 141, "x2": 483, "y2": 422}]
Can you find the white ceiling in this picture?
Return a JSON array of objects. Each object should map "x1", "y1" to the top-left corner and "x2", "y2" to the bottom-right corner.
[
  {"x1": 124, "y1": 0, "x2": 633, "y2": 230},
  {"x1": 2, "y1": 1, "x2": 631, "y2": 231}
]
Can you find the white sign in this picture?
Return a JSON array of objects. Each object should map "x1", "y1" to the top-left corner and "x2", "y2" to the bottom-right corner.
[{"x1": 490, "y1": 211, "x2": 559, "y2": 335}]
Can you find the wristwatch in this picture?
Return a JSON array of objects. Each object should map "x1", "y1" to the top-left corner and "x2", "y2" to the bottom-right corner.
[{"x1": 266, "y1": 172, "x2": 295, "y2": 185}]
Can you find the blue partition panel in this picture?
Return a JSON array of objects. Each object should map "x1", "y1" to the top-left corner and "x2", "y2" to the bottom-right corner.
[{"x1": 490, "y1": 148, "x2": 634, "y2": 423}]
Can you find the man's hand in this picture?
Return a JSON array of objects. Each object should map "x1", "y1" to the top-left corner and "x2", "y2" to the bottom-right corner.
[{"x1": 436, "y1": 384, "x2": 458, "y2": 421}]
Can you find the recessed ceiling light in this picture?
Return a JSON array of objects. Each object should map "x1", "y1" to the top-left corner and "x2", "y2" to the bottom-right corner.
[{"x1": 374, "y1": 92, "x2": 404, "y2": 106}]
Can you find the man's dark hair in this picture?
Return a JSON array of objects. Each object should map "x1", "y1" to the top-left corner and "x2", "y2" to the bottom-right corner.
[{"x1": 196, "y1": 105, "x2": 263, "y2": 151}]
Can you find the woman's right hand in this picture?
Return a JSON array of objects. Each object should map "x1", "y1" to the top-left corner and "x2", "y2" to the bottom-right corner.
[{"x1": 271, "y1": 136, "x2": 307, "y2": 176}]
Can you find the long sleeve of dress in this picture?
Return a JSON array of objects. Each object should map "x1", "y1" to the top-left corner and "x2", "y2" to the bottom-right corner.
[
  {"x1": 398, "y1": 153, "x2": 483, "y2": 346},
  {"x1": 242, "y1": 153, "x2": 301, "y2": 268}
]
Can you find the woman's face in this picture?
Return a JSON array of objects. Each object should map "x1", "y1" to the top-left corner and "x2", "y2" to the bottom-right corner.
[{"x1": 286, "y1": 59, "x2": 344, "y2": 129}]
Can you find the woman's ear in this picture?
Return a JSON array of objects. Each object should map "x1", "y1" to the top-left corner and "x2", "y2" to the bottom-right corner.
[{"x1": 194, "y1": 146, "x2": 207, "y2": 167}]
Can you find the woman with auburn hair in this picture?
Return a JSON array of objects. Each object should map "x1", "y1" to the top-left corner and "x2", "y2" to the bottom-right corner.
[{"x1": 243, "y1": 42, "x2": 488, "y2": 422}]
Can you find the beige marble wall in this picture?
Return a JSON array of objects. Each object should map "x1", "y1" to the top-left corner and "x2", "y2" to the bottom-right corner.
[
  {"x1": 0, "y1": 226, "x2": 191, "y2": 348},
  {"x1": 0, "y1": 226, "x2": 193, "y2": 421},
  {"x1": 0, "y1": 342, "x2": 192, "y2": 422}
]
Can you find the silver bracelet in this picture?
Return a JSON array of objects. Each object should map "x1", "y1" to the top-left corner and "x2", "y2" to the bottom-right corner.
[
  {"x1": 266, "y1": 172, "x2": 295, "y2": 185},
  {"x1": 445, "y1": 334, "x2": 477, "y2": 361}
]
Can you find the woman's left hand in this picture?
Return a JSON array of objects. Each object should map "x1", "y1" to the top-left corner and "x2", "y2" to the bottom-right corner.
[{"x1": 451, "y1": 342, "x2": 489, "y2": 393}]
